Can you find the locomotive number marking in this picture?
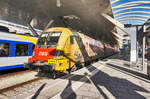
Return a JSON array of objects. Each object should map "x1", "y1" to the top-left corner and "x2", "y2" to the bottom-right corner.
[{"x1": 39, "y1": 52, "x2": 48, "y2": 56}]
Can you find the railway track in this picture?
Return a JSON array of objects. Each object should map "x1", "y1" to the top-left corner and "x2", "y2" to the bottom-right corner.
[
  {"x1": 0, "y1": 70, "x2": 38, "y2": 92},
  {"x1": 0, "y1": 70, "x2": 44, "y2": 98},
  {"x1": 0, "y1": 78, "x2": 42, "y2": 93},
  {"x1": 0, "y1": 68, "x2": 73, "y2": 98},
  {"x1": 0, "y1": 71, "x2": 74, "y2": 98}
]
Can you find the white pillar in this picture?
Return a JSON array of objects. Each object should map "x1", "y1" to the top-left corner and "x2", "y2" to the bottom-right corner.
[
  {"x1": 142, "y1": 25, "x2": 146, "y2": 71},
  {"x1": 137, "y1": 41, "x2": 139, "y2": 62},
  {"x1": 142, "y1": 36, "x2": 146, "y2": 69},
  {"x1": 125, "y1": 27, "x2": 137, "y2": 64}
]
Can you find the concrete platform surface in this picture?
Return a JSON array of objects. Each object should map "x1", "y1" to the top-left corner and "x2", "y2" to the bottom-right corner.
[{"x1": 14, "y1": 55, "x2": 150, "y2": 99}]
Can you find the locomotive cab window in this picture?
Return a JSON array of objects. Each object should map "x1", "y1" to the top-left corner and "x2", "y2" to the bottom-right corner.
[
  {"x1": 37, "y1": 32, "x2": 61, "y2": 48},
  {"x1": 0, "y1": 42, "x2": 10, "y2": 57},
  {"x1": 15, "y1": 44, "x2": 29, "y2": 56}
]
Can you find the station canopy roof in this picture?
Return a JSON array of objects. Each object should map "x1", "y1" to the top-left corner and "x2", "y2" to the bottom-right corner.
[
  {"x1": 110, "y1": 0, "x2": 150, "y2": 25},
  {"x1": 0, "y1": 0, "x2": 118, "y2": 46}
]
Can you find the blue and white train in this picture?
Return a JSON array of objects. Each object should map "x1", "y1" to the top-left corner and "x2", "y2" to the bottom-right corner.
[{"x1": 0, "y1": 31, "x2": 37, "y2": 70}]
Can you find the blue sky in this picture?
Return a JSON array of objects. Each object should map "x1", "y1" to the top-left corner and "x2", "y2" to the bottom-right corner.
[{"x1": 110, "y1": 0, "x2": 150, "y2": 25}]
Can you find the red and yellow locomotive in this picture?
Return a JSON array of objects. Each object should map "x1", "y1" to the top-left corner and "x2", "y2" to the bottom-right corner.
[{"x1": 25, "y1": 27, "x2": 116, "y2": 77}]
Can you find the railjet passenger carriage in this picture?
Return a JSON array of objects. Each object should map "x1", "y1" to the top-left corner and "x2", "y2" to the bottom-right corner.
[{"x1": 25, "y1": 27, "x2": 116, "y2": 78}]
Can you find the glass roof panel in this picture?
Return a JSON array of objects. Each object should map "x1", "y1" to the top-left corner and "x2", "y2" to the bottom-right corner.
[{"x1": 110, "y1": 0, "x2": 150, "y2": 25}]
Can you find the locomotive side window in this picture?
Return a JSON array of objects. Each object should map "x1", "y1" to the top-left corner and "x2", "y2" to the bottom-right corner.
[
  {"x1": 70, "y1": 36, "x2": 74, "y2": 44},
  {"x1": 15, "y1": 44, "x2": 29, "y2": 56},
  {"x1": 0, "y1": 42, "x2": 10, "y2": 57}
]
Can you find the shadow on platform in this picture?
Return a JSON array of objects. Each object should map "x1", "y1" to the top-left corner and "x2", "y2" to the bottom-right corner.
[
  {"x1": 85, "y1": 64, "x2": 149, "y2": 99},
  {"x1": 60, "y1": 79, "x2": 77, "y2": 99},
  {"x1": 32, "y1": 63, "x2": 149, "y2": 99},
  {"x1": 31, "y1": 83, "x2": 47, "y2": 99},
  {"x1": 56, "y1": 62, "x2": 149, "y2": 99},
  {"x1": 107, "y1": 63, "x2": 150, "y2": 82}
]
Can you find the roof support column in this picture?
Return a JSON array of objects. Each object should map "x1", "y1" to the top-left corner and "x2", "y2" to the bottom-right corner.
[
  {"x1": 130, "y1": 31, "x2": 137, "y2": 64},
  {"x1": 142, "y1": 25, "x2": 146, "y2": 72},
  {"x1": 142, "y1": 35, "x2": 146, "y2": 70},
  {"x1": 126, "y1": 27, "x2": 137, "y2": 64}
]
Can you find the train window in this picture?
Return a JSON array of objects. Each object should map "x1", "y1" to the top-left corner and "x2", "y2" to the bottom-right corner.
[
  {"x1": 15, "y1": 44, "x2": 29, "y2": 56},
  {"x1": 0, "y1": 42, "x2": 10, "y2": 57}
]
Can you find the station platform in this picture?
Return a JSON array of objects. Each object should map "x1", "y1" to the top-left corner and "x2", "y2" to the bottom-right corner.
[{"x1": 13, "y1": 54, "x2": 150, "y2": 99}]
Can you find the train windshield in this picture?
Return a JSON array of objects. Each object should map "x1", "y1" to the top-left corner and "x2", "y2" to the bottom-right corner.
[{"x1": 37, "y1": 32, "x2": 61, "y2": 48}]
